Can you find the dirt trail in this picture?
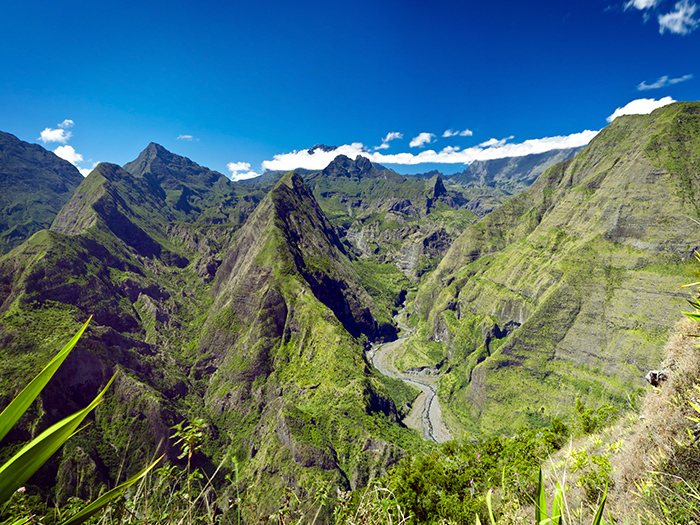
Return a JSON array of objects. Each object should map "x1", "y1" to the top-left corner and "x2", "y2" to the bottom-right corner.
[{"x1": 368, "y1": 322, "x2": 452, "y2": 443}]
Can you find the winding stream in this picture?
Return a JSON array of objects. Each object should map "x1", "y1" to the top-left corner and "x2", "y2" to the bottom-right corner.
[{"x1": 367, "y1": 315, "x2": 452, "y2": 443}]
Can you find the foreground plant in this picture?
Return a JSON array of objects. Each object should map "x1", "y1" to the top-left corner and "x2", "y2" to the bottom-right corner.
[
  {"x1": 0, "y1": 318, "x2": 162, "y2": 524},
  {"x1": 475, "y1": 467, "x2": 607, "y2": 525}
]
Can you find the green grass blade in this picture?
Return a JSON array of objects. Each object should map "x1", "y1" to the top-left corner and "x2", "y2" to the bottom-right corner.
[
  {"x1": 683, "y1": 311, "x2": 700, "y2": 321},
  {"x1": 591, "y1": 485, "x2": 608, "y2": 525},
  {"x1": 60, "y1": 454, "x2": 164, "y2": 525},
  {"x1": 551, "y1": 482, "x2": 563, "y2": 525},
  {"x1": 0, "y1": 317, "x2": 91, "y2": 444},
  {"x1": 0, "y1": 371, "x2": 115, "y2": 503},
  {"x1": 475, "y1": 513, "x2": 482, "y2": 525},
  {"x1": 486, "y1": 489, "x2": 497, "y2": 525},
  {"x1": 535, "y1": 466, "x2": 547, "y2": 525}
]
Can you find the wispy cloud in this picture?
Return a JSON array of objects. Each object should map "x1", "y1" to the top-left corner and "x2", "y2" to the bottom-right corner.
[
  {"x1": 442, "y1": 129, "x2": 473, "y2": 138},
  {"x1": 658, "y1": 0, "x2": 699, "y2": 34},
  {"x1": 261, "y1": 131, "x2": 597, "y2": 171},
  {"x1": 478, "y1": 136, "x2": 513, "y2": 148},
  {"x1": 637, "y1": 73, "x2": 693, "y2": 90},
  {"x1": 624, "y1": 0, "x2": 661, "y2": 10},
  {"x1": 606, "y1": 96, "x2": 676, "y2": 122},
  {"x1": 374, "y1": 131, "x2": 403, "y2": 150},
  {"x1": 622, "y1": 0, "x2": 699, "y2": 34},
  {"x1": 409, "y1": 132, "x2": 435, "y2": 148},
  {"x1": 176, "y1": 134, "x2": 199, "y2": 141},
  {"x1": 227, "y1": 161, "x2": 259, "y2": 181}
]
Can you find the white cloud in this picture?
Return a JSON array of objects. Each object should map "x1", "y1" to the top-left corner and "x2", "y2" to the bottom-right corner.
[
  {"x1": 409, "y1": 132, "x2": 435, "y2": 148},
  {"x1": 227, "y1": 161, "x2": 259, "y2": 181},
  {"x1": 177, "y1": 134, "x2": 198, "y2": 141},
  {"x1": 442, "y1": 129, "x2": 473, "y2": 138},
  {"x1": 658, "y1": 0, "x2": 699, "y2": 34},
  {"x1": 625, "y1": 0, "x2": 660, "y2": 10},
  {"x1": 478, "y1": 136, "x2": 513, "y2": 148},
  {"x1": 38, "y1": 119, "x2": 76, "y2": 143},
  {"x1": 606, "y1": 96, "x2": 676, "y2": 122},
  {"x1": 260, "y1": 130, "x2": 598, "y2": 171},
  {"x1": 374, "y1": 131, "x2": 403, "y2": 150},
  {"x1": 262, "y1": 143, "x2": 368, "y2": 171},
  {"x1": 54, "y1": 145, "x2": 84, "y2": 165},
  {"x1": 39, "y1": 127, "x2": 72, "y2": 144},
  {"x1": 637, "y1": 73, "x2": 693, "y2": 90}
]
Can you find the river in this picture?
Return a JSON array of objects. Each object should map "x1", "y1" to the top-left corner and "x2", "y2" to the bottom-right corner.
[{"x1": 367, "y1": 314, "x2": 452, "y2": 443}]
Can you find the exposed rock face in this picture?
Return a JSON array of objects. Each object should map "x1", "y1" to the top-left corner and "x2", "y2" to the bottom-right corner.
[
  {"x1": 0, "y1": 131, "x2": 84, "y2": 254},
  {"x1": 415, "y1": 102, "x2": 700, "y2": 435}
]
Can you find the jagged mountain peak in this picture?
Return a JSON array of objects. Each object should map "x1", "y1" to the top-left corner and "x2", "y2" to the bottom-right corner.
[
  {"x1": 320, "y1": 153, "x2": 403, "y2": 181},
  {"x1": 426, "y1": 173, "x2": 447, "y2": 197},
  {"x1": 212, "y1": 170, "x2": 391, "y2": 341},
  {"x1": 307, "y1": 144, "x2": 337, "y2": 154},
  {"x1": 142, "y1": 141, "x2": 172, "y2": 160},
  {"x1": 124, "y1": 142, "x2": 228, "y2": 190}
]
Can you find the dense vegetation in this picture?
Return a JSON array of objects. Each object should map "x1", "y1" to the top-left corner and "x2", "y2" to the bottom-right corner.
[{"x1": 2, "y1": 102, "x2": 700, "y2": 523}]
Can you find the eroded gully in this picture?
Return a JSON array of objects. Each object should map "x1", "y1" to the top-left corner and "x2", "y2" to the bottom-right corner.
[{"x1": 366, "y1": 314, "x2": 452, "y2": 443}]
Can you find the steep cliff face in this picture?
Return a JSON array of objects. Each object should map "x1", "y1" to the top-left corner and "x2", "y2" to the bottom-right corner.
[
  {"x1": 0, "y1": 131, "x2": 84, "y2": 254},
  {"x1": 413, "y1": 102, "x2": 700, "y2": 435}
]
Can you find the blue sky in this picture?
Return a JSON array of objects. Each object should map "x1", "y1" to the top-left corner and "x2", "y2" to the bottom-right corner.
[{"x1": 1, "y1": 0, "x2": 698, "y2": 179}]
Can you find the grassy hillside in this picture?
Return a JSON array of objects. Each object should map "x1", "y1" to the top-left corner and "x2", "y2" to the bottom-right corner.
[{"x1": 408, "y1": 102, "x2": 700, "y2": 436}]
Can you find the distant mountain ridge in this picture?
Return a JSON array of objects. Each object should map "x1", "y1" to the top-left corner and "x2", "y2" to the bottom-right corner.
[
  {"x1": 449, "y1": 146, "x2": 584, "y2": 191},
  {"x1": 0, "y1": 131, "x2": 84, "y2": 254}
]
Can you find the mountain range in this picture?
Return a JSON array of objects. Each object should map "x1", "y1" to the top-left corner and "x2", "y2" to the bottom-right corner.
[{"x1": 0, "y1": 102, "x2": 698, "y2": 518}]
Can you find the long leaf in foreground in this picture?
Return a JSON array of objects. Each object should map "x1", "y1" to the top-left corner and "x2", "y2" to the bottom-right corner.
[
  {"x1": 0, "y1": 317, "x2": 92, "y2": 443},
  {"x1": 591, "y1": 486, "x2": 607, "y2": 525},
  {"x1": 0, "y1": 371, "x2": 116, "y2": 503},
  {"x1": 535, "y1": 466, "x2": 547, "y2": 525},
  {"x1": 60, "y1": 454, "x2": 164, "y2": 525}
]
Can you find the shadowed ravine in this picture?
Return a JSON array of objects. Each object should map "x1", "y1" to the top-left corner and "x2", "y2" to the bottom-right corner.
[{"x1": 367, "y1": 314, "x2": 452, "y2": 443}]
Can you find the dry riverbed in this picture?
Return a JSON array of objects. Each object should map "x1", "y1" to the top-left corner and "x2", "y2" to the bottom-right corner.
[{"x1": 368, "y1": 334, "x2": 452, "y2": 443}]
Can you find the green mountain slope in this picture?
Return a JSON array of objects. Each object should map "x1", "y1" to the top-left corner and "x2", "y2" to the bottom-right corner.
[
  {"x1": 0, "y1": 151, "x2": 423, "y2": 517},
  {"x1": 196, "y1": 172, "x2": 422, "y2": 512},
  {"x1": 409, "y1": 101, "x2": 700, "y2": 435},
  {"x1": 0, "y1": 131, "x2": 84, "y2": 254}
]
